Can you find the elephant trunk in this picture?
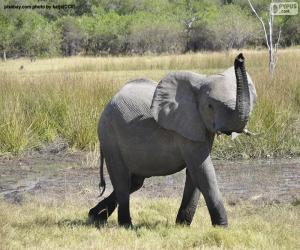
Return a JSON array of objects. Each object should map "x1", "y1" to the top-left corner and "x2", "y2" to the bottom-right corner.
[{"x1": 234, "y1": 53, "x2": 250, "y2": 131}]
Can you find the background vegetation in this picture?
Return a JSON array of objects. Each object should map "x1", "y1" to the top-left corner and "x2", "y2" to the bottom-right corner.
[
  {"x1": 0, "y1": 0, "x2": 300, "y2": 58},
  {"x1": 0, "y1": 49, "x2": 299, "y2": 157}
]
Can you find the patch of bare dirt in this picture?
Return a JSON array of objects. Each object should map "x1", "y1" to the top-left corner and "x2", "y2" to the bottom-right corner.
[{"x1": 0, "y1": 143, "x2": 299, "y2": 206}]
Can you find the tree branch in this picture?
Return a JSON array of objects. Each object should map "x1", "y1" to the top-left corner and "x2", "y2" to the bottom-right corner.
[
  {"x1": 247, "y1": 0, "x2": 270, "y2": 49},
  {"x1": 275, "y1": 27, "x2": 282, "y2": 52},
  {"x1": 274, "y1": 27, "x2": 281, "y2": 66}
]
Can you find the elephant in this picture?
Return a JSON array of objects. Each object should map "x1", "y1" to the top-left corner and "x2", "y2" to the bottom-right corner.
[{"x1": 89, "y1": 53, "x2": 257, "y2": 228}]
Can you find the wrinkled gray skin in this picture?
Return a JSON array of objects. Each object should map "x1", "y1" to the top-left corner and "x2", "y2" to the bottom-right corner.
[{"x1": 89, "y1": 54, "x2": 257, "y2": 228}]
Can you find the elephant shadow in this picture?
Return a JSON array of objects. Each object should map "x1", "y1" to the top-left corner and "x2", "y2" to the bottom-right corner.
[
  {"x1": 57, "y1": 218, "x2": 91, "y2": 228},
  {"x1": 57, "y1": 218, "x2": 179, "y2": 231},
  {"x1": 133, "y1": 221, "x2": 176, "y2": 231}
]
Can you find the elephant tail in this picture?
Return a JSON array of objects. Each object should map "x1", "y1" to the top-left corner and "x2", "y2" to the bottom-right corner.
[{"x1": 98, "y1": 147, "x2": 106, "y2": 197}]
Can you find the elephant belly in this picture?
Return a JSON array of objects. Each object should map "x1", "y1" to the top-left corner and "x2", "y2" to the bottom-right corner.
[
  {"x1": 122, "y1": 145, "x2": 185, "y2": 177},
  {"x1": 100, "y1": 112, "x2": 186, "y2": 177},
  {"x1": 116, "y1": 118, "x2": 186, "y2": 177}
]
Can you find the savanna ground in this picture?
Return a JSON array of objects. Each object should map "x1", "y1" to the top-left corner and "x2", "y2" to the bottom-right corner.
[{"x1": 0, "y1": 49, "x2": 300, "y2": 249}]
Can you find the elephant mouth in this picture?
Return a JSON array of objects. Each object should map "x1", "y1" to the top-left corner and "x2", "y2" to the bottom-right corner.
[
  {"x1": 216, "y1": 129, "x2": 257, "y2": 137},
  {"x1": 216, "y1": 130, "x2": 232, "y2": 136}
]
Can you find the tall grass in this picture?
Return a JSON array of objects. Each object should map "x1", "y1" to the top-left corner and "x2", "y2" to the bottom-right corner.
[
  {"x1": 0, "y1": 198, "x2": 299, "y2": 249},
  {"x1": 0, "y1": 49, "x2": 299, "y2": 157}
]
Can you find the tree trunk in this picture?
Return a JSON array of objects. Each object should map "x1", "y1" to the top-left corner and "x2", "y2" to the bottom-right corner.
[
  {"x1": 269, "y1": 9, "x2": 275, "y2": 76},
  {"x1": 269, "y1": 49, "x2": 275, "y2": 75},
  {"x1": 3, "y1": 51, "x2": 6, "y2": 62}
]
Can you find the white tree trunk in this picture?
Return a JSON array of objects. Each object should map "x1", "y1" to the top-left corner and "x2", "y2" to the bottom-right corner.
[{"x1": 248, "y1": 0, "x2": 281, "y2": 77}]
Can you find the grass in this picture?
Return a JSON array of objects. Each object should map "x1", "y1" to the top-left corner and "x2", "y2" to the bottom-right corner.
[
  {"x1": 0, "y1": 197, "x2": 299, "y2": 250},
  {"x1": 0, "y1": 49, "x2": 299, "y2": 157}
]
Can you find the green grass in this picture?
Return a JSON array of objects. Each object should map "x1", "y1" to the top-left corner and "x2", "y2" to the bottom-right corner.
[
  {"x1": 0, "y1": 197, "x2": 299, "y2": 249},
  {"x1": 0, "y1": 49, "x2": 299, "y2": 157}
]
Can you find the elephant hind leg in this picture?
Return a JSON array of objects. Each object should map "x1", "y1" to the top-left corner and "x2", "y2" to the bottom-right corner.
[
  {"x1": 88, "y1": 191, "x2": 117, "y2": 227},
  {"x1": 100, "y1": 142, "x2": 132, "y2": 227},
  {"x1": 176, "y1": 169, "x2": 200, "y2": 225},
  {"x1": 114, "y1": 174, "x2": 145, "y2": 227},
  {"x1": 88, "y1": 174, "x2": 144, "y2": 228}
]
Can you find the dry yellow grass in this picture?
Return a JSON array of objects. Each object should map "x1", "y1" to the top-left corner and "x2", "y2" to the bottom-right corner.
[
  {"x1": 0, "y1": 49, "x2": 299, "y2": 157},
  {"x1": 0, "y1": 197, "x2": 299, "y2": 250}
]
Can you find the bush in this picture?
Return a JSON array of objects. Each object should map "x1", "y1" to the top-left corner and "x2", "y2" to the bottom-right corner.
[
  {"x1": 128, "y1": 23, "x2": 185, "y2": 54},
  {"x1": 210, "y1": 5, "x2": 262, "y2": 50},
  {"x1": 5, "y1": 11, "x2": 60, "y2": 57},
  {"x1": 78, "y1": 13, "x2": 130, "y2": 55},
  {"x1": 186, "y1": 21, "x2": 217, "y2": 51},
  {"x1": 57, "y1": 16, "x2": 87, "y2": 56},
  {"x1": 127, "y1": 12, "x2": 185, "y2": 54}
]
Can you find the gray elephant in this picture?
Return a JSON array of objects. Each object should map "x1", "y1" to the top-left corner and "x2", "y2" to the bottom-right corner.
[{"x1": 89, "y1": 53, "x2": 257, "y2": 228}]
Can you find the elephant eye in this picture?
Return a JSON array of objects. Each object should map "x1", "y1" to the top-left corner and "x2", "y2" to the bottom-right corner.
[{"x1": 208, "y1": 104, "x2": 213, "y2": 110}]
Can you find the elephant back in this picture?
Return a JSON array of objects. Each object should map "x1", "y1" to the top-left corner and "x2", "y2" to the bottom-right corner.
[{"x1": 106, "y1": 78, "x2": 157, "y2": 124}]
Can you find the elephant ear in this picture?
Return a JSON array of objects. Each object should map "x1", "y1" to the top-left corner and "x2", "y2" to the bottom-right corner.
[{"x1": 151, "y1": 71, "x2": 206, "y2": 141}]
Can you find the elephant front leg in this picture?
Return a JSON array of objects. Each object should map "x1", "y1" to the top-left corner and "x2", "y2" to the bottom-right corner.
[
  {"x1": 180, "y1": 143, "x2": 228, "y2": 227},
  {"x1": 176, "y1": 169, "x2": 200, "y2": 225},
  {"x1": 194, "y1": 156, "x2": 227, "y2": 226}
]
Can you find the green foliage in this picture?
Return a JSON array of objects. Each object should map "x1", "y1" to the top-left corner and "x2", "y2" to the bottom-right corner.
[
  {"x1": 56, "y1": 16, "x2": 87, "y2": 56},
  {"x1": 0, "y1": 0, "x2": 299, "y2": 57},
  {"x1": 281, "y1": 14, "x2": 300, "y2": 46},
  {"x1": 128, "y1": 12, "x2": 184, "y2": 54},
  {"x1": 0, "y1": 13, "x2": 14, "y2": 55},
  {"x1": 211, "y1": 5, "x2": 262, "y2": 50},
  {"x1": 0, "y1": 9, "x2": 61, "y2": 57}
]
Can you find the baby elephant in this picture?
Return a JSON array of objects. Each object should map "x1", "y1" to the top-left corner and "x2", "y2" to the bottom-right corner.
[{"x1": 89, "y1": 54, "x2": 257, "y2": 228}]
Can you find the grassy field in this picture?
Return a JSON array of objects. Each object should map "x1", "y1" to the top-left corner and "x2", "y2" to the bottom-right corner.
[
  {"x1": 0, "y1": 49, "x2": 299, "y2": 158},
  {"x1": 1, "y1": 50, "x2": 299, "y2": 250},
  {"x1": 0, "y1": 197, "x2": 299, "y2": 250}
]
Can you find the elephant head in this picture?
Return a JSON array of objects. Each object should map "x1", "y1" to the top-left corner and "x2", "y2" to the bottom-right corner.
[{"x1": 151, "y1": 53, "x2": 257, "y2": 141}]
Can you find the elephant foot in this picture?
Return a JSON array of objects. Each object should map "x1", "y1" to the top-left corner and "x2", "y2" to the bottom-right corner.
[
  {"x1": 209, "y1": 203, "x2": 228, "y2": 227},
  {"x1": 118, "y1": 215, "x2": 132, "y2": 229},
  {"x1": 88, "y1": 208, "x2": 108, "y2": 228},
  {"x1": 213, "y1": 223, "x2": 228, "y2": 228},
  {"x1": 175, "y1": 211, "x2": 193, "y2": 226},
  {"x1": 119, "y1": 221, "x2": 133, "y2": 229}
]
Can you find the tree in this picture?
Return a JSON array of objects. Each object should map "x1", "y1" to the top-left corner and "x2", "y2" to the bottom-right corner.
[
  {"x1": 0, "y1": 14, "x2": 14, "y2": 61},
  {"x1": 79, "y1": 12, "x2": 130, "y2": 55},
  {"x1": 186, "y1": 21, "x2": 216, "y2": 51},
  {"x1": 128, "y1": 23, "x2": 185, "y2": 54},
  {"x1": 170, "y1": 0, "x2": 220, "y2": 51},
  {"x1": 211, "y1": 5, "x2": 260, "y2": 50},
  {"x1": 98, "y1": 0, "x2": 171, "y2": 15},
  {"x1": 280, "y1": 14, "x2": 300, "y2": 46},
  {"x1": 75, "y1": 0, "x2": 93, "y2": 16},
  {"x1": 12, "y1": 11, "x2": 60, "y2": 57},
  {"x1": 248, "y1": 0, "x2": 282, "y2": 75},
  {"x1": 57, "y1": 17, "x2": 87, "y2": 56},
  {"x1": 127, "y1": 12, "x2": 184, "y2": 54}
]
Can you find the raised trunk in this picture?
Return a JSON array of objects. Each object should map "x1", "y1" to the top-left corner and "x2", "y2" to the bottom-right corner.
[{"x1": 234, "y1": 53, "x2": 250, "y2": 131}]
